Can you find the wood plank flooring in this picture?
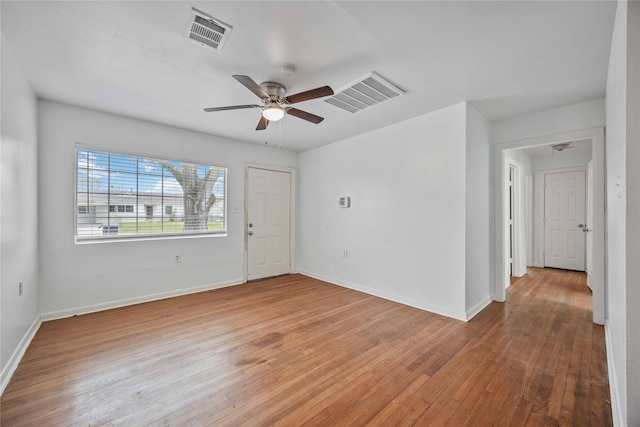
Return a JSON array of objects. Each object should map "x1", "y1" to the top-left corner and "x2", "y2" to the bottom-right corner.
[{"x1": 1, "y1": 268, "x2": 612, "y2": 426}]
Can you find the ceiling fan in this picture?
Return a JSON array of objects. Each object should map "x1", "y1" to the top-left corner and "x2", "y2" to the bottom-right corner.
[
  {"x1": 204, "y1": 75, "x2": 334, "y2": 130},
  {"x1": 551, "y1": 142, "x2": 575, "y2": 152}
]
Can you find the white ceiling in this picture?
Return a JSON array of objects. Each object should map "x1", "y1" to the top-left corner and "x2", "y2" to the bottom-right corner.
[{"x1": 0, "y1": 1, "x2": 616, "y2": 152}]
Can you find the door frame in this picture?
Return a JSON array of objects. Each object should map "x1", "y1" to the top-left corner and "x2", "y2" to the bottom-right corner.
[
  {"x1": 493, "y1": 127, "x2": 605, "y2": 324},
  {"x1": 508, "y1": 164, "x2": 518, "y2": 278},
  {"x1": 508, "y1": 163, "x2": 528, "y2": 279},
  {"x1": 525, "y1": 172, "x2": 533, "y2": 267},
  {"x1": 243, "y1": 163, "x2": 296, "y2": 283},
  {"x1": 586, "y1": 160, "x2": 594, "y2": 290},
  {"x1": 538, "y1": 166, "x2": 587, "y2": 271}
]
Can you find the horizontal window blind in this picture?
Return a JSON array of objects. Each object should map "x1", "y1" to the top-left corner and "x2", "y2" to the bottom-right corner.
[{"x1": 76, "y1": 148, "x2": 226, "y2": 241}]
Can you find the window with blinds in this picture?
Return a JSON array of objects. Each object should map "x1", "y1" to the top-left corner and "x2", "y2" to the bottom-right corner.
[{"x1": 76, "y1": 147, "x2": 226, "y2": 241}]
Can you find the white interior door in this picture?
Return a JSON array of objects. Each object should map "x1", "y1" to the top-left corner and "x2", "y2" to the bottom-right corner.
[
  {"x1": 544, "y1": 170, "x2": 586, "y2": 271},
  {"x1": 247, "y1": 167, "x2": 291, "y2": 281}
]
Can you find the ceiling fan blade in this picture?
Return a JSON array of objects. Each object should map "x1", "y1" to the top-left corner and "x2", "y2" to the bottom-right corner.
[
  {"x1": 286, "y1": 107, "x2": 324, "y2": 124},
  {"x1": 233, "y1": 75, "x2": 270, "y2": 99},
  {"x1": 256, "y1": 115, "x2": 269, "y2": 131},
  {"x1": 284, "y1": 86, "x2": 334, "y2": 104},
  {"x1": 204, "y1": 104, "x2": 260, "y2": 112}
]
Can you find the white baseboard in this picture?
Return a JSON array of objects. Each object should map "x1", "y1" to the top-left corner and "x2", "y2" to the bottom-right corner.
[
  {"x1": 605, "y1": 322, "x2": 624, "y2": 427},
  {"x1": 514, "y1": 266, "x2": 528, "y2": 278},
  {"x1": 41, "y1": 279, "x2": 243, "y2": 321},
  {"x1": 1, "y1": 315, "x2": 42, "y2": 395},
  {"x1": 297, "y1": 269, "x2": 468, "y2": 321},
  {"x1": 465, "y1": 296, "x2": 492, "y2": 321}
]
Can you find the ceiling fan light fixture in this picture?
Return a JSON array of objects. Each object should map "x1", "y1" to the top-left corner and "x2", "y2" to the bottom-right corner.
[{"x1": 262, "y1": 104, "x2": 285, "y2": 121}]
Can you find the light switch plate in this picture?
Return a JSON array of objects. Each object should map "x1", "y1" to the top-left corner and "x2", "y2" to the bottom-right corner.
[{"x1": 616, "y1": 175, "x2": 623, "y2": 198}]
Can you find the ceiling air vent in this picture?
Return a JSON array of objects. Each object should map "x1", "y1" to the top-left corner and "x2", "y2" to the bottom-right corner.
[
  {"x1": 325, "y1": 72, "x2": 405, "y2": 113},
  {"x1": 185, "y1": 8, "x2": 232, "y2": 52}
]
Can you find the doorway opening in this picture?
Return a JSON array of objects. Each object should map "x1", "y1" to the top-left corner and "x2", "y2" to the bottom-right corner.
[{"x1": 494, "y1": 128, "x2": 605, "y2": 325}]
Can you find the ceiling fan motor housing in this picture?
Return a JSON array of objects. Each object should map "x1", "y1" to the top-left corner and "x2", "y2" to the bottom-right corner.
[{"x1": 260, "y1": 82, "x2": 286, "y2": 101}]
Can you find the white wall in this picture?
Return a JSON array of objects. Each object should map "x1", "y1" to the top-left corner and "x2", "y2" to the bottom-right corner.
[
  {"x1": 1, "y1": 34, "x2": 40, "y2": 386},
  {"x1": 493, "y1": 98, "x2": 605, "y2": 144},
  {"x1": 465, "y1": 104, "x2": 493, "y2": 314},
  {"x1": 531, "y1": 149, "x2": 592, "y2": 268},
  {"x1": 297, "y1": 103, "x2": 468, "y2": 319},
  {"x1": 606, "y1": 2, "x2": 628, "y2": 424},
  {"x1": 38, "y1": 101, "x2": 297, "y2": 316},
  {"x1": 297, "y1": 102, "x2": 492, "y2": 321},
  {"x1": 606, "y1": 1, "x2": 640, "y2": 425},
  {"x1": 625, "y1": 2, "x2": 640, "y2": 423}
]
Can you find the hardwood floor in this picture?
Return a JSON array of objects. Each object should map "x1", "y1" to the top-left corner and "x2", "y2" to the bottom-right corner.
[{"x1": 1, "y1": 268, "x2": 612, "y2": 426}]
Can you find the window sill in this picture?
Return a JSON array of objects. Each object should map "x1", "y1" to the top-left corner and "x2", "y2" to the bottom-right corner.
[{"x1": 75, "y1": 232, "x2": 227, "y2": 244}]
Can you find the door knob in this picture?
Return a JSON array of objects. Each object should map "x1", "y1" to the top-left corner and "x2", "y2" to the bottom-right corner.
[{"x1": 248, "y1": 231, "x2": 253, "y2": 236}]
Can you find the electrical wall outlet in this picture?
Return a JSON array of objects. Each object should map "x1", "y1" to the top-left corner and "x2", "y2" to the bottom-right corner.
[
  {"x1": 174, "y1": 254, "x2": 181, "y2": 263},
  {"x1": 19, "y1": 281, "x2": 23, "y2": 296}
]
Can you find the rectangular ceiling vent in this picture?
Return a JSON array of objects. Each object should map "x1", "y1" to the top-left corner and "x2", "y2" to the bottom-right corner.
[
  {"x1": 325, "y1": 72, "x2": 405, "y2": 113},
  {"x1": 185, "y1": 8, "x2": 232, "y2": 52}
]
